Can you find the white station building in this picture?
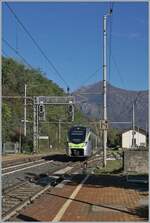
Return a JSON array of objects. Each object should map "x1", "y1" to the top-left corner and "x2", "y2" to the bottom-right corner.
[{"x1": 122, "y1": 128, "x2": 147, "y2": 149}]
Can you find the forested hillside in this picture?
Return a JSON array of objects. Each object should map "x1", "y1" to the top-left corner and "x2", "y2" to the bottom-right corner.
[{"x1": 2, "y1": 57, "x2": 88, "y2": 153}]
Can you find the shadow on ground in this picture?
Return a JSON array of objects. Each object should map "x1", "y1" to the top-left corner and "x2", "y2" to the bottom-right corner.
[
  {"x1": 43, "y1": 154, "x2": 87, "y2": 162},
  {"x1": 133, "y1": 205, "x2": 149, "y2": 220}
]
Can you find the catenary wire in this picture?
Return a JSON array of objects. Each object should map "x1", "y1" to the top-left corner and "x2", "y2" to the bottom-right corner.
[
  {"x1": 79, "y1": 66, "x2": 103, "y2": 88},
  {"x1": 2, "y1": 50, "x2": 8, "y2": 57},
  {"x1": 105, "y1": 3, "x2": 144, "y2": 125},
  {"x1": 111, "y1": 54, "x2": 127, "y2": 90},
  {"x1": 5, "y1": 2, "x2": 70, "y2": 89},
  {"x1": 3, "y1": 38, "x2": 33, "y2": 69}
]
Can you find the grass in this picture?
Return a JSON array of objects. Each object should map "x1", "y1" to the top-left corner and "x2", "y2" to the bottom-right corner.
[{"x1": 94, "y1": 160, "x2": 123, "y2": 175}]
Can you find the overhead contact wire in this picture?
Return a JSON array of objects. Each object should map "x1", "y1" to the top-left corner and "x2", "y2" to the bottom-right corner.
[
  {"x1": 3, "y1": 38, "x2": 33, "y2": 69},
  {"x1": 5, "y1": 2, "x2": 69, "y2": 89}
]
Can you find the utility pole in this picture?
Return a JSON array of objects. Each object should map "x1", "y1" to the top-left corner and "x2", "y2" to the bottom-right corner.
[
  {"x1": 58, "y1": 119, "x2": 61, "y2": 144},
  {"x1": 36, "y1": 103, "x2": 39, "y2": 150},
  {"x1": 19, "y1": 125, "x2": 22, "y2": 153},
  {"x1": 132, "y1": 102, "x2": 135, "y2": 148},
  {"x1": 102, "y1": 9, "x2": 112, "y2": 167},
  {"x1": 24, "y1": 84, "x2": 27, "y2": 137},
  {"x1": 33, "y1": 97, "x2": 37, "y2": 153}
]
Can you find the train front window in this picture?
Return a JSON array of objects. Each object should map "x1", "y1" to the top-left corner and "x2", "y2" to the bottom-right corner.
[{"x1": 69, "y1": 128, "x2": 86, "y2": 144}]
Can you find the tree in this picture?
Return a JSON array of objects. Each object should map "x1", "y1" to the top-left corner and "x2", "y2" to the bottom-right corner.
[
  {"x1": 107, "y1": 128, "x2": 121, "y2": 147},
  {"x1": 2, "y1": 57, "x2": 88, "y2": 153}
]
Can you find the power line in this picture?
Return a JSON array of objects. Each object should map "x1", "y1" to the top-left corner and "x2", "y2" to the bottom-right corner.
[
  {"x1": 105, "y1": 3, "x2": 141, "y2": 125},
  {"x1": 105, "y1": 3, "x2": 143, "y2": 125},
  {"x1": 112, "y1": 90, "x2": 144, "y2": 126},
  {"x1": 5, "y1": 2, "x2": 69, "y2": 89},
  {"x1": 78, "y1": 67, "x2": 102, "y2": 88},
  {"x1": 2, "y1": 50, "x2": 8, "y2": 57},
  {"x1": 3, "y1": 38, "x2": 33, "y2": 69},
  {"x1": 111, "y1": 54, "x2": 127, "y2": 89},
  {"x1": 106, "y1": 3, "x2": 126, "y2": 90},
  {"x1": 125, "y1": 91, "x2": 144, "y2": 121}
]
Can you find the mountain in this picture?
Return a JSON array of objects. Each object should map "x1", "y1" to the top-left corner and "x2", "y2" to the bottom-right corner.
[{"x1": 74, "y1": 81, "x2": 148, "y2": 130}]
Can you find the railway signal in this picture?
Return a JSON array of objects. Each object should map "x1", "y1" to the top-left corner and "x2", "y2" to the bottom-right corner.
[
  {"x1": 67, "y1": 86, "x2": 70, "y2": 95},
  {"x1": 39, "y1": 104, "x2": 44, "y2": 113},
  {"x1": 67, "y1": 104, "x2": 74, "y2": 122},
  {"x1": 38, "y1": 103, "x2": 45, "y2": 121}
]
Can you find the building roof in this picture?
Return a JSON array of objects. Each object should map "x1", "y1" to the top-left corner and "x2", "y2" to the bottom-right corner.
[{"x1": 121, "y1": 126, "x2": 148, "y2": 136}]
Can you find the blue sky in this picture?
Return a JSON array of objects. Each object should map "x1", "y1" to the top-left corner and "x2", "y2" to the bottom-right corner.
[{"x1": 2, "y1": 1, "x2": 148, "y2": 92}]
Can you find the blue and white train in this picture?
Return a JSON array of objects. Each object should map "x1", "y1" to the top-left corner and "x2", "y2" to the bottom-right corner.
[{"x1": 66, "y1": 125, "x2": 99, "y2": 158}]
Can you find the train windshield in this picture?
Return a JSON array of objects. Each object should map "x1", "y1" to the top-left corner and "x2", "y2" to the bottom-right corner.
[{"x1": 69, "y1": 127, "x2": 86, "y2": 144}]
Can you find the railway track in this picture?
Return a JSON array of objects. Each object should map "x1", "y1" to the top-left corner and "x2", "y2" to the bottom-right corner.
[
  {"x1": 2, "y1": 159, "x2": 46, "y2": 175},
  {"x1": 2, "y1": 165, "x2": 74, "y2": 221},
  {"x1": 2, "y1": 155, "x2": 71, "y2": 191},
  {"x1": 2, "y1": 154, "x2": 102, "y2": 221}
]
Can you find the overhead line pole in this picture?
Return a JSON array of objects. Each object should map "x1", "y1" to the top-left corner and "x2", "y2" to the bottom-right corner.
[
  {"x1": 58, "y1": 119, "x2": 61, "y2": 144},
  {"x1": 24, "y1": 84, "x2": 27, "y2": 137},
  {"x1": 132, "y1": 102, "x2": 135, "y2": 148},
  {"x1": 103, "y1": 14, "x2": 107, "y2": 167},
  {"x1": 103, "y1": 9, "x2": 112, "y2": 167}
]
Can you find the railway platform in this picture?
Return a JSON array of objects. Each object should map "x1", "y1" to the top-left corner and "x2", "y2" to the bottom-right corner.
[{"x1": 14, "y1": 174, "x2": 148, "y2": 221}]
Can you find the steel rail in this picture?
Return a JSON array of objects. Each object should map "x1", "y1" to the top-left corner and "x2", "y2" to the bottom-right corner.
[
  {"x1": 2, "y1": 159, "x2": 44, "y2": 171},
  {"x1": 2, "y1": 153, "x2": 103, "y2": 221},
  {"x1": 2, "y1": 162, "x2": 73, "y2": 221}
]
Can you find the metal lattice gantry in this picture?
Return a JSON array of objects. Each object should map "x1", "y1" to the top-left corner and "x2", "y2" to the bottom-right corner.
[
  {"x1": 33, "y1": 96, "x2": 76, "y2": 153},
  {"x1": 35, "y1": 96, "x2": 75, "y2": 105}
]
